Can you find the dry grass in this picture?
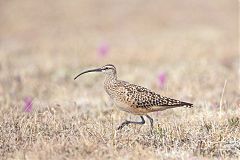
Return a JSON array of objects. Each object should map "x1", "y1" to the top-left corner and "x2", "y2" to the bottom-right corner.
[
  {"x1": 0, "y1": 98, "x2": 240, "y2": 159},
  {"x1": 0, "y1": 0, "x2": 239, "y2": 159}
]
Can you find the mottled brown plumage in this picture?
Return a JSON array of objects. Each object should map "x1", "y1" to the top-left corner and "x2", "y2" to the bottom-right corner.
[{"x1": 74, "y1": 64, "x2": 193, "y2": 130}]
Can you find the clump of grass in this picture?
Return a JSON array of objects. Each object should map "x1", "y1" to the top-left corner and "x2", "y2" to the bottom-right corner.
[{"x1": 228, "y1": 117, "x2": 239, "y2": 127}]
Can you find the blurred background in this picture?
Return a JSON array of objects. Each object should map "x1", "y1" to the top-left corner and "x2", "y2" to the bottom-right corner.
[
  {"x1": 0, "y1": 1, "x2": 239, "y2": 159},
  {"x1": 0, "y1": 0, "x2": 238, "y2": 107}
]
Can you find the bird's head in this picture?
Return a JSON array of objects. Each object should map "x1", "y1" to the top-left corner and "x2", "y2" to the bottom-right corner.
[
  {"x1": 100, "y1": 64, "x2": 116, "y2": 75},
  {"x1": 74, "y1": 64, "x2": 117, "y2": 80}
]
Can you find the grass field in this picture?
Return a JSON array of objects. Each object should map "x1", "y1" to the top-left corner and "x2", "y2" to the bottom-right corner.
[{"x1": 0, "y1": 0, "x2": 239, "y2": 159}]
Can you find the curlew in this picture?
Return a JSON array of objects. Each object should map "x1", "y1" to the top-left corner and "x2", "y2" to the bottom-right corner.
[{"x1": 74, "y1": 64, "x2": 193, "y2": 130}]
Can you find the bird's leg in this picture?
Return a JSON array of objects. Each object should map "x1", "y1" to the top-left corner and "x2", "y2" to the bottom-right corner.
[
  {"x1": 117, "y1": 116, "x2": 145, "y2": 130},
  {"x1": 145, "y1": 115, "x2": 154, "y2": 129}
]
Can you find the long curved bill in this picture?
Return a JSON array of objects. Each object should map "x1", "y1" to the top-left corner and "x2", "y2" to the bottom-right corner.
[{"x1": 74, "y1": 68, "x2": 102, "y2": 80}]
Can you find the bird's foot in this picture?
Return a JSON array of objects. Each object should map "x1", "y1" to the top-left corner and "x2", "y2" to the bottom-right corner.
[{"x1": 117, "y1": 121, "x2": 130, "y2": 130}]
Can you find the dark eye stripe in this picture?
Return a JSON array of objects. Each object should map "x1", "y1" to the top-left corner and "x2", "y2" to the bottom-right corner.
[{"x1": 104, "y1": 64, "x2": 116, "y2": 70}]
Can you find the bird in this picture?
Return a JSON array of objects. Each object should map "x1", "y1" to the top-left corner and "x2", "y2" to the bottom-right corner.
[{"x1": 74, "y1": 64, "x2": 193, "y2": 130}]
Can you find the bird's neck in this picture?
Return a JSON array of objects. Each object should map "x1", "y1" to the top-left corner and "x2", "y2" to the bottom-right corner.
[
  {"x1": 104, "y1": 73, "x2": 117, "y2": 85},
  {"x1": 104, "y1": 73, "x2": 118, "y2": 98}
]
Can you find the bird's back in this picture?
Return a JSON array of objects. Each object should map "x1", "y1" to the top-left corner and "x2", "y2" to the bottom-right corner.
[{"x1": 104, "y1": 80, "x2": 193, "y2": 115}]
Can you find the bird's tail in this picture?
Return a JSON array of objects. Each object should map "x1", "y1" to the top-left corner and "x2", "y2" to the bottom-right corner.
[{"x1": 181, "y1": 101, "x2": 193, "y2": 108}]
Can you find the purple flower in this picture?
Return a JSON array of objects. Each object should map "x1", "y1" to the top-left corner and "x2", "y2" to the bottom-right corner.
[
  {"x1": 157, "y1": 72, "x2": 167, "y2": 89},
  {"x1": 210, "y1": 102, "x2": 218, "y2": 110},
  {"x1": 23, "y1": 97, "x2": 33, "y2": 112},
  {"x1": 97, "y1": 42, "x2": 109, "y2": 58}
]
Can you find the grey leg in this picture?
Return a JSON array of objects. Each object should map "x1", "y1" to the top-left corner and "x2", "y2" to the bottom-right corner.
[
  {"x1": 117, "y1": 116, "x2": 145, "y2": 130},
  {"x1": 145, "y1": 115, "x2": 154, "y2": 129}
]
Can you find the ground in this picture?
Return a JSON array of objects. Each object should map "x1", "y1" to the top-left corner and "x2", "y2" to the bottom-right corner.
[{"x1": 0, "y1": 0, "x2": 239, "y2": 159}]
